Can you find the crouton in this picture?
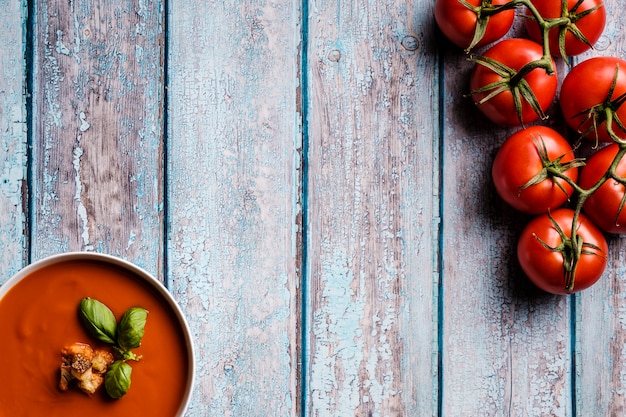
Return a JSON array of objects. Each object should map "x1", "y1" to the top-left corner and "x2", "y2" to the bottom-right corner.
[
  {"x1": 92, "y1": 349, "x2": 114, "y2": 373},
  {"x1": 75, "y1": 367, "x2": 104, "y2": 395},
  {"x1": 59, "y1": 342, "x2": 113, "y2": 395}
]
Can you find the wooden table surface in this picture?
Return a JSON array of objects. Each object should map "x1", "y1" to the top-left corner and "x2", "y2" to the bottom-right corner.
[{"x1": 2, "y1": 0, "x2": 626, "y2": 416}]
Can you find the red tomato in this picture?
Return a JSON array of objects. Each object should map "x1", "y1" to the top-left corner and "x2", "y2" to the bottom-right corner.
[
  {"x1": 579, "y1": 143, "x2": 626, "y2": 234},
  {"x1": 525, "y1": 0, "x2": 606, "y2": 57},
  {"x1": 435, "y1": 0, "x2": 515, "y2": 50},
  {"x1": 492, "y1": 126, "x2": 579, "y2": 214},
  {"x1": 517, "y1": 208, "x2": 608, "y2": 294},
  {"x1": 560, "y1": 56, "x2": 626, "y2": 143},
  {"x1": 470, "y1": 38, "x2": 558, "y2": 126}
]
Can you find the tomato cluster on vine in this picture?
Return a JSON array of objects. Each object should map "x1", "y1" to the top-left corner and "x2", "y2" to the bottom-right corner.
[{"x1": 435, "y1": 0, "x2": 626, "y2": 294}]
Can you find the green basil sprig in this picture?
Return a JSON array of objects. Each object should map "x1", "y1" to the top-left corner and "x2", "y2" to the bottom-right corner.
[
  {"x1": 105, "y1": 360, "x2": 133, "y2": 399},
  {"x1": 118, "y1": 307, "x2": 148, "y2": 350},
  {"x1": 79, "y1": 298, "x2": 117, "y2": 345},
  {"x1": 78, "y1": 297, "x2": 149, "y2": 399}
]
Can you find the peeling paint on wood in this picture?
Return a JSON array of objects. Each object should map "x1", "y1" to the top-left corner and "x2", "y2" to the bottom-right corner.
[
  {"x1": 166, "y1": 1, "x2": 301, "y2": 415},
  {"x1": 305, "y1": 1, "x2": 439, "y2": 415},
  {"x1": 3, "y1": 0, "x2": 626, "y2": 415},
  {"x1": 0, "y1": 0, "x2": 28, "y2": 281},
  {"x1": 577, "y1": 3, "x2": 626, "y2": 415},
  {"x1": 29, "y1": 0, "x2": 164, "y2": 276}
]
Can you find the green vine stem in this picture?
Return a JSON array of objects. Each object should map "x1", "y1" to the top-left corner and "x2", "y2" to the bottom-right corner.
[
  {"x1": 524, "y1": 98, "x2": 626, "y2": 291},
  {"x1": 468, "y1": 0, "x2": 607, "y2": 103},
  {"x1": 465, "y1": 0, "x2": 621, "y2": 291},
  {"x1": 469, "y1": 54, "x2": 553, "y2": 124}
]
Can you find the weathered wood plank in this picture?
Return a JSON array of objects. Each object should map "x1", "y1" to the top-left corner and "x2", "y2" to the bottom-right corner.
[
  {"x1": 304, "y1": 1, "x2": 439, "y2": 415},
  {"x1": 11, "y1": 1, "x2": 626, "y2": 416},
  {"x1": 439, "y1": 24, "x2": 573, "y2": 417},
  {"x1": 166, "y1": 1, "x2": 301, "y2": 415},
  {"x1": 577, "y1": 0, "x2": 626, "y2": 414},
  {"x1": 0, "y1": 0, "x2": 28, "y2": 282},
  {"x1": 30, "y1": 0, "x2": 164, "y2": 277}
]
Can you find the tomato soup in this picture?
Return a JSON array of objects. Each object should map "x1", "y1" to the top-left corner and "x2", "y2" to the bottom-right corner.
[{"x1": 0, "y1": 257, "x2": 192, "y2": 417}]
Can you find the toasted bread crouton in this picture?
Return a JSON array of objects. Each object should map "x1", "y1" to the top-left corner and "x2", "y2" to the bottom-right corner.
[
  {"x1": 92, "y1": 349, "x2": 114, "y2": 373},
  {"x1": 59, "y1": 342, "x2": 113, "y2": 395},
  {"x1": 59, "y1": 364, "x2": 74, "y2": 391},
  {"x1": 62, "y1": 343, "x2": 93, "y2": 373},
  {"x1": 75, "y1": 367, "x2": 104, "y2": 395}
]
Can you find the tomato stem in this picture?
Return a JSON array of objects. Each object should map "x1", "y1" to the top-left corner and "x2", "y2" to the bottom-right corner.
[
  {"x1": 572, "y1": 64, "x2": 626, "y2": 145},
  {"x1": 541, "y1": 137, "x2": 626, "y2": 292},
  {"x1": 469, "y1": 0, "x2": 607, "y2": 127},
  {"x1": 520, "y1": 136, "x2": 585, "y2": 200},
  {"x1": 457, "y1": 0, "x2": 515, "y2": 52},
  {"x1": 531, "y1": 212, "x2": 580, "y2": 292},
  {"x1": 476, "y1": 0, "x2": 612, "y2": 292}
]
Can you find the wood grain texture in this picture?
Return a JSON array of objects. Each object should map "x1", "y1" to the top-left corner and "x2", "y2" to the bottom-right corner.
[
  {"x1": 576, "y1": 0, "x2": 626, "y2": 414},
  {"x1": 438, "y1": 22, "x2": 573, "y2": 417},
  {"x1": 6, "y1": 0, "x2": 626, "y2": 416},
  {"x1": 166, "y1": 1, "x2": 301, "y2": 415},
  {"x1": 30, "y1": 0, "x2": 164, "y2": 276},
  {"x1": 305, "y1": 1, "x2": 439, "y2": 415},
  {"x1": 0, "y1": 0, "x2": 28, "y2": 282}
]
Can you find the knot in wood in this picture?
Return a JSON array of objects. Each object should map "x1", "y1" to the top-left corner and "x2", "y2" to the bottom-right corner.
[
  {"x1": 327, "y1": 49, "x2": 341, "y2": 62},
  {"x1": 401, "y1": 35, "x2": 419, "y2": 51}
]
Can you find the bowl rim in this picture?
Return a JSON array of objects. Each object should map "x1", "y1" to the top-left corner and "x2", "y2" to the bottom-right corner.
[{"x1": 0, "y1": 251, "x2": 195, "y2": 416}]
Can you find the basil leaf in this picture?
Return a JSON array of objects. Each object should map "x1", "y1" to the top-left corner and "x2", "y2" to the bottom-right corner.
[
  {"x1": 117, "y1": 307, "x2": 148, "y2": 350},
  {"x1": 79, "y1": 298, "x2": 117, "y2": 345},
  {"x1": 105, "y1": 360, "x2": 132, "y2": 399}
]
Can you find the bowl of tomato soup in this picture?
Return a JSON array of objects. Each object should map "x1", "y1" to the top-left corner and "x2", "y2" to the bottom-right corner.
[{"x1": 0, "y1": 252, "x2": 195, "y2": 417}]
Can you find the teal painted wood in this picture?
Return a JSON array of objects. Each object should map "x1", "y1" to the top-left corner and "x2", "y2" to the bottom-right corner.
[
  {"x1": 5, "y1": 0, "x2": 626, "y2": 416},
  {"x1": 438, "y1": 3, "x2": 626, "y2": 415},
  {"x1": 577, "y1": 0, "x2": 626, "y2": 414},
  {"x1": 438, "y1": 25, "x2": 573, "y2": 417},
  {"x1": 304, "y1": 1, "x2": 439, "y2": 415},
  {"x1": 166, "y1": 1, "x2": 301, "y2": 415},
  {"x1": 439, "y1": 96, "x2": 572, "y2": 415},
  {"x1": 29, "y1": 0, "x2": 165, "y2": 277},
  {"x1": 0, "y1": 0, "x2": 28, "y2": 282}
]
